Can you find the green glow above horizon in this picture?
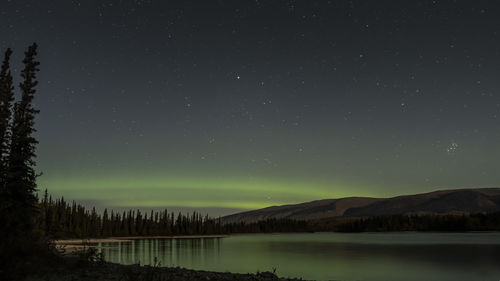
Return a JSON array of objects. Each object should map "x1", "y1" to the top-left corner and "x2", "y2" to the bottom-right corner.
[
  {"x1": 36, "y1": 131, "x2": 500, "y2": 216},
  {"x1": 35, "y1": 129, "x2": 500, "y2": 216},
  {"x1": 37, "y1": 174, "x2": 367, "y2": 210}
]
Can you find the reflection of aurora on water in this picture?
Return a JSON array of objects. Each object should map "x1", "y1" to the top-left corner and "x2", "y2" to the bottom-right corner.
[
  {"x1": 96, "y1": 233, "x2": 500, "y2": 281},
  {"x1": 99, "y1": 238, "x2": 222, "y2": 267}
]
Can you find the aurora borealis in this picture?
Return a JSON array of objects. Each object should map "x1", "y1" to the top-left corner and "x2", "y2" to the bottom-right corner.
[{"x1": 1, "y1": 1, "x2": 500, "y2": 216}]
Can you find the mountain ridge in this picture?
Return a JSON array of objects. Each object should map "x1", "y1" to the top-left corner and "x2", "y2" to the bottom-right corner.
[{"x1": 222, "y1": 187, "x2": 500, "y2": 223}]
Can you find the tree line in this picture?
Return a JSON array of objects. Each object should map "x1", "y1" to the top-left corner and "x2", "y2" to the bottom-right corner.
[
  {"x1": 36, "y1": 190, "x2": 309, "y2": 238},
  {"x1": 234, "y1": 212, "x2": 500, "y2": 233},
  {"x1": 37, "y1": 188, "x2": 500, "y2": 238},
  {"x1": 329, "y1": 212, "x2": 500, "y2": 232},
  {"x1": 37, "y1": 190, "x2": 224, "y2": 238}
]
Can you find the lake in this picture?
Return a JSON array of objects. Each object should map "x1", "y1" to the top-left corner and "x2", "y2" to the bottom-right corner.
[{"x1": 96, "y1": 233, "x2": 500, "y2": 281}]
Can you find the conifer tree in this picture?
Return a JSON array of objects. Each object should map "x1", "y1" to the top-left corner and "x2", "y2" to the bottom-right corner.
[
  {"x1": 0, "y1": 48, "x2": 14, "y2": 183},
  {"x1": 5, "y1": 43, "x2": 40, "y2": 243},
  {"x1": 0, "y1": 48, "x2": 15, "y2": 261}
]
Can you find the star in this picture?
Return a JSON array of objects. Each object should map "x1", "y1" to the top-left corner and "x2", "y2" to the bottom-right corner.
[{"x1": 446, "y1": 142, "x2": 459, "y2": 155}]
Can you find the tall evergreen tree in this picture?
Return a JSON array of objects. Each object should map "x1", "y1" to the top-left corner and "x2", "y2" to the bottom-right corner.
[
  {"x1": 5, "y1": 43, "x2": 40, "y2": 243},
  {"x1": 0, "y1": 48, "x2": 14, "y2": 188},
  {"x1": 0, "y1": 48, "x2": 15, "y2": 265}
]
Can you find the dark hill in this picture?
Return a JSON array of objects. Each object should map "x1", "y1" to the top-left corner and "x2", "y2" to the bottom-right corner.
[{"x1": 222, "y1": 188, "x2": 500, "y2": 223}]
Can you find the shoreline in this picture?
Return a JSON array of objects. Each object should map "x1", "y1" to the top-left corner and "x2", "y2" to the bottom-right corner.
[
  {"x1": 54, "y1": 234, "x2": 229, "y2": 245},
  {"x1": 53, "y1": 231, "x2": 500, "y2": 245},
  {"x1": 26, "y1": 257, "x2": 309, "y2": 281}
]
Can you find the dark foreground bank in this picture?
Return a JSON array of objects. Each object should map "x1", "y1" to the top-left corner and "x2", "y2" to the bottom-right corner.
[{"x1": 24, "y1": 256, "x2": 310, "y2": 281}]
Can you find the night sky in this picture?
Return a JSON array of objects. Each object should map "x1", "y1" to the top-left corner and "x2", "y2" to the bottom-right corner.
[{"x1": 1, "y1": 1, "x2": 499, "y2": 215}]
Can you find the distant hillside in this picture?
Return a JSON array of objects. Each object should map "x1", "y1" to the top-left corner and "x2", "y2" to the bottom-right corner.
[{"x1": 222, "y1": 188, "x2": 500, "y2": 224}]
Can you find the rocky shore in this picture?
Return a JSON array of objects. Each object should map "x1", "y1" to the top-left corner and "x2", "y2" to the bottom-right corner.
[{"x1": 24, "y1": 257, "x2": 309, "y2": 281}]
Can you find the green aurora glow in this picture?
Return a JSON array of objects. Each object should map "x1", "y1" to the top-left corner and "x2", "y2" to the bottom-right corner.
[{"x1": 38, "y1": 175, "x2": 358, "y2": 210}]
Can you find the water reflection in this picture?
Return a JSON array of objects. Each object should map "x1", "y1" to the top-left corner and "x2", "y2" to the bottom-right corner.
[
  {"x1": 99, "y1": 238, "x2": 221, "y2": 268},
  {"x1": 96, "y1": 233, "x2": 500, "y2": 281}
]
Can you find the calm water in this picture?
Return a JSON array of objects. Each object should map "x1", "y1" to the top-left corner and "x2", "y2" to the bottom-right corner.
[{"x1": 97, "y1": 233, "x2": 500, "y2": 281}]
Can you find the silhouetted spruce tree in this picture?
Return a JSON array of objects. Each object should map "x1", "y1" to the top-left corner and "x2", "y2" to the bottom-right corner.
[
  {"x1": 0, "y1": 48, "x2": 14, "y2": 182},
  {"x1": 5, "y1": 43, "x2": 40, "y2": 246},
  {"x1": 0, "y1": 48, "x2": 15, "y2": 266},
  {"x1": 102, "y1": 208, "x2": 110, "y2": 237}
]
